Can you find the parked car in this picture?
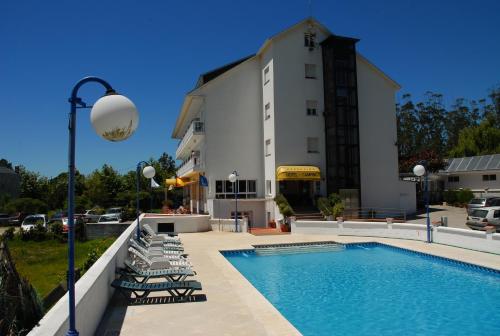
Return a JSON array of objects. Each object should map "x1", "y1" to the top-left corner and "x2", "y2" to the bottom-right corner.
[
  {"x1": 97, "y1": 214, "x2": 120, "y2": 224},
  {"x1": 467, "y1": 197, "x2": 500, "y2": 214},
  {"x1": 466, "y1": 207, "x2": 500, "y2": 231},
  {"x1": 0, "y1": 213, "x2": 10, "y2": 225},
  {"x1": 53, "y1": 216, "x2": 85, "y2": 233},
  {"x1": 8, "y1": 212, "x2": 22, "y2": 226},
  {"x1": 105, "y1": 207, "x2": 123, "y2": 222},
  {"x1": 83, "y1": 209, "x2": 101, "y2": 223},
  {"x1": 21, "y1": 214, "x2": 48, "y2": 231}
]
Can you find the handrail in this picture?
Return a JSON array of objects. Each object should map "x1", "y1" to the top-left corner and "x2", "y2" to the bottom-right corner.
[{"x1": 342, "y1": 207, "x2": 406, "y2": 221}]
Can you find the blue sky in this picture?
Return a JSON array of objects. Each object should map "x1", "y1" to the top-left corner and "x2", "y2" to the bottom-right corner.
[{"x1": 1, "y1": 0, "x2": 499, "y2": 177}]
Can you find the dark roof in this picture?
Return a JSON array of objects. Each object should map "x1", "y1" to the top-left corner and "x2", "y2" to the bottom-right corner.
[
  {"x1": 0, "y1": 166, "x2": 17, "y2": 175},
  {"x1": 442, "y1": 154, "x2": 500, "y2": 173},
  {"x1": 194, "y1": 54, "x2": 255, "y2": 89}
]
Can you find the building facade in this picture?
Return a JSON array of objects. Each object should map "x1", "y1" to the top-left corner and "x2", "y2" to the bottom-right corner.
[
  {"x1": 171, "y1": 18, "x2": 415, "y2": 227},
  {"x1": 439, "y1": 154, "x2": 500, "y2": 197}
]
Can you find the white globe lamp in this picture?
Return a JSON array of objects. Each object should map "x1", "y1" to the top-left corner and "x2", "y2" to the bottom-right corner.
[
  {"x1": 228, "y1": 173, "x2": 237, "y2": 183},
  {"x1": 413, "y1": 164, "x2": 426, "y2": 177},
  {"x1": 90, "y1": 94, "x2": 139, "y2": 142},
  {"x1": 142, "y1": 165, "x2": 156, "y2": 179}
]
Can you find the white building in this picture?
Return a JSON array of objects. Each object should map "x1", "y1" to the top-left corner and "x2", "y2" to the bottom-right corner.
[
  {"x1": 170, "y1": 18, "x2": 416, "y2": 227},
  {"x1": 440, "y1": 154, "x2": 500, "y2": 197}
]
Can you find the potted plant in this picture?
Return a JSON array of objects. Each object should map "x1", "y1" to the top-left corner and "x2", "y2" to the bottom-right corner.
[
  {"x1": 268, "y1": 219, "x2": 276, "y2": 228},
  {"x1": 280, "y1": 206, "x2": 294, "y2": 232}
]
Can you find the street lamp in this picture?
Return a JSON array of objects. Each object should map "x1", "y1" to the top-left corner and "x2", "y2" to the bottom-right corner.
[
  {"x1": 228, "y1": 171, "x2": 239, "y2": 232},
  {"x1": 67, "y1": 76, "x2": 138, "y2": 336},
  {"x1": 136, "y1": 162, "x2": 156, "y2": 239},
  {"x1": 413, "y1": 163, "x2": 431, "y2": 243}
]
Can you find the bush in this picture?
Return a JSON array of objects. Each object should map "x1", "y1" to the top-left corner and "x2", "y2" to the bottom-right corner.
[
  {"x1": 2, "y1": 227, "x2": 15, "y2": 240},
  {"x1": 317, "y1": 197, "x2": 332, "y2": 216},
  {"x1": 333, "y1": 203, "x2": 345, "y2": 219},
  {"x1": 5, "y1": 198, "x2": 48, "y2": 215},
  {"x1": 328, "y1": 193, "x2": 342, "y2": 206},
  {"x1": 82, "y1": 246, "x2": 101, "y2": 273},
  {"x1": 281, "y1": 205, "x2": 295, "y2": 217},
  {"x1": 443, "y1": 189, "x2": 473, "y2": 206},
  {"x1": 49, "y1": 221, "x2": 64, "y2": 236},
  {"x1": 121, "y1": 207, "x2": 136, "y2": 221}
]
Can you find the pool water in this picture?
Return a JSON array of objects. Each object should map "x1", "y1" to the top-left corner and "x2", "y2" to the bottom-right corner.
[{"x1": 224, "y1": 244, "x2": 500, "y2": 336}]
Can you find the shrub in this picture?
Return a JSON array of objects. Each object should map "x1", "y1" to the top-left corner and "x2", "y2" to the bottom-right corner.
[
  {"x1": 49, "y1": 221, "x2": 64, "y2": 236},
  {"x1": 75, "y1": 218, "x2": 87, "y2": 242},
  {"x1": 121, "y1": 207, "x2": 136, "y2": 221},
  {"x1": 2, "y1": 227, "x2": 15, "y2": 240},
  {"x1": 31, "y1": 224, "x2": 48, "y2": 241},
  {"x1": 443, "y1": 190, "x2": 457, "y2": 204},
  {"x1": 281, "y1": 205, "x2": 295, "y2": 217},
  {"x1": 5, "y1": 198, "x2": 48, "y2": 215},
  {"x1": 457, "y1": 189, "x2": 474, "y2": 205},
  {"x1": 332, "y1": 203, "x2": 345, "y2": 219},
  {"x1": 83, "y1": 246, "x2": 101, "y2": 273},
  {"x1": 317, "y1": 197, "x2": 332, "y2": 216},
  {"x1": 328, "y1": 193, "x2": 342, "y2": 206}
]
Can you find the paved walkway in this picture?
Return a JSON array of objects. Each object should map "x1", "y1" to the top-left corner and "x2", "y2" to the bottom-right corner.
[
  {"x1": 96, "y1": 232, "x2": 500, "y2": 336},
  {"x1": 407, "y1": 204, "x2": 468, "y2": 229}
]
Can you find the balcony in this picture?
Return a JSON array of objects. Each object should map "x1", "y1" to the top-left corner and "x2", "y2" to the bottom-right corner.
[
  {"x1": 175, "y1": 120, "x2": 204, "y2": 160},
  {"x1": 177, "y1": 153, "x2": 202, "y2": 178}
]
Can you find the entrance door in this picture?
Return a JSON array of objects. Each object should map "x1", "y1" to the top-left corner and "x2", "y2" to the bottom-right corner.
[{"x1": 279, "y1": 181, "x2": 313, "y2": 210}]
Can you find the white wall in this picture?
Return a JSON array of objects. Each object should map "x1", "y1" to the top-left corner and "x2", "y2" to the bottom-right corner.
[
  {"x1": 398, "y1": 180, "x2": 417, "y2": 214},
  {"x1": 444, "y1": 171, "x2": 500, "y2": 195},
  {"x1": 357, "y1": 55, "x2": 402, "y2": 210},
  {"x1": 292, "y1": 220, "x2": 500, "y2": 254},
  {"x1": 29, "y1": 218, "x2": 139, "y2": 336},
  {"x1": 208, "y1": 199, "x2": 266, "y2": 227},
  {"x1": 201, "y1": 57, "x2": 265, "y2": 199},
  {"x1": 141, "y1": 215, "x2": 210, "y2": 233},
  {"x1": 272, "y1": 22, "x2": 328, "y2": 196}
]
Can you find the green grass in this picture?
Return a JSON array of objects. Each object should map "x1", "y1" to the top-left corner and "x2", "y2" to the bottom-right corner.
[{"x1": 8, "y1": 237, "x2": 116, "y2": 298}]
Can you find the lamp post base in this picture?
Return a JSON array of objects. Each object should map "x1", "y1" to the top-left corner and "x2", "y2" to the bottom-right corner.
[{"x1": 66, "y1": 329, "x2": 79, "y2": 336}]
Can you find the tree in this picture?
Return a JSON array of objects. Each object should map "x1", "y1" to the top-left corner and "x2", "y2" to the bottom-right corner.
[
  {"x1": 0, "y1": 158, "x2": 13, "y2": 169},
  {"x1": 444, "y1": 98, "x2": 482, "y2": 152},
  {"x1": 16, "y1": 166, "x2": 48, "y2": 200},
  {"x1": 449, "y1": 116, "x2": 500, "y2": 157},
  {"x1": 396, "y1": 94, "x2": 419, "y2": 159}
]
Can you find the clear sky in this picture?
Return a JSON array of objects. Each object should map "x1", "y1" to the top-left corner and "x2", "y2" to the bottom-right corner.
[{"x1": 1, "y1": 0, "x2": 499, "y2": 177}]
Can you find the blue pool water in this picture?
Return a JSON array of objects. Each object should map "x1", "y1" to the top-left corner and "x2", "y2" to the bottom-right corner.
[{"x1": 224, "y1": 244, "x2": 500, "y2": 336}]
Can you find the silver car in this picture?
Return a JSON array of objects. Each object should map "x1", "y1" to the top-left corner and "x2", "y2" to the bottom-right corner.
[
  {"x1": 465, "y1": 207, "x2": 500, "y2": 232},
  {"x1": 21, "y1": 214, "x2": 48, "y2": 231},
  {"x1": 467, "y1": 197, "x2": 500, "y2": 214}
]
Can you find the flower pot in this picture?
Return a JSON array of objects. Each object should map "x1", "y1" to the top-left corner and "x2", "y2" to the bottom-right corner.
[{"x1": 336, "y1": 216, "x2": 344, "y2": 223}]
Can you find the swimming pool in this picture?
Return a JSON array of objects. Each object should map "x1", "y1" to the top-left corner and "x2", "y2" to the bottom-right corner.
[{"x1": 223, "y1": 243, "x2": 500, "y2": 336}]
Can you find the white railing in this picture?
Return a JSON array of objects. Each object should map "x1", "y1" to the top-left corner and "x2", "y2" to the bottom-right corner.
[
  {"x1": 291, "y1": 220, "x2": 500, "y2": 255},
  {"x1": 175, "y1": 120, "x2": 204, "y2": 159},
  {"x1": 177, "y1": 155, "x2": 201, "y2": 177}
]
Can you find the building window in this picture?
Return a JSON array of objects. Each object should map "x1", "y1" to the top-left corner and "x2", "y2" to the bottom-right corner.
[
  {"x1": 266, "y1": 180, "x2": 272, "y2": 195},
  {"x1": 306, "y1": 100, "x2": 318, "y2": 116},
  {"x1": 448, "y1": 176, "x2": 459, "y2": 183},
  {"x1": 215, "y1": 180, "x2": 257, "y2": 199},
  {"x1": 305, "y1": 64, "x2": 316, "y2": 79},
  {"x1": 265, "y1": 139, "x2": 271, "y2": 156},
  {"x1": 264, "y1": 103, "x2": 271, "y2": 120},
  {"x1": 482, "y1": 174, "x2": 497, "y2": 181},
  {"x1": 304, "y1": 32, "x2": 316, "y2": 48},
  {"x1": 307, "y1": 137, "x2": 319, "y2": 153},
  {"x1": 264, "y1": 67, "x2": 270, "y2": 85}
]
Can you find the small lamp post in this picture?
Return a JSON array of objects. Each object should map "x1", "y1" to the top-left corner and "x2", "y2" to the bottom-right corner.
[
  {"x1": 67, "y1": 76, "x2": 138, "y2": 335},
  {"x1": 228, "y1": 171, "x2": 239, "y2": 232},
  {"x1": 136, "y1": 162, "x2": 155, "y2": 239},
  {"x1": 413, "y1": 163, "x2": 431, "y2": 243}
]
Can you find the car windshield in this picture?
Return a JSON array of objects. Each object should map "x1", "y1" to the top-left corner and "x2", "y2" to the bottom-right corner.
[
  {"x1": 24, "y1": 217, "x2": 44, "y2": 225},
  {"x1": 469, "y1": 199, "x2": 485, "y2": 205},
  {"x1": 470, "y1": 209, "x2": 488, "y2": 218}
]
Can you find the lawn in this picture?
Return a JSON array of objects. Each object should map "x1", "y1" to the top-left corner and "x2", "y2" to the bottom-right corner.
[{"x1": 8, "y1": 237, "x2": 116, "y2": 298}]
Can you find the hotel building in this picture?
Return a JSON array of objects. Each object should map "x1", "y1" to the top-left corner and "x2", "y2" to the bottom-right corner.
[{"x1": 171, "y1": 18, "x2": 416, "y2": 227}]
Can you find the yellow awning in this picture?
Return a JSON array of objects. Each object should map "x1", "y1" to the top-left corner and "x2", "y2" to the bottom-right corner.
[
  {"x1": 276, "y1": 166, "x2": 321, "y2": 181},
  {"x1": 166, "y1": 177, "x2": 189, "y2": 187}
]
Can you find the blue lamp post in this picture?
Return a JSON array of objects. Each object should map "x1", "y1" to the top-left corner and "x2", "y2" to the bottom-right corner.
[
  {"x1": 413, "y1": 162, "x2": 431, "y2": 243},
  {"x1": 228, "y1": 171, "x2": 239, "y2": 232},
  {"x1": 136, "y1": 162, "x2": 156, "y2": 239},
  {"x1": 67, "y1": 76, "x2": 138, "y2": 335}
]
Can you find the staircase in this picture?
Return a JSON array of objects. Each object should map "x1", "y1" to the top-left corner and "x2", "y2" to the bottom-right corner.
[{"x1": 293, "y1": 206, "x2": 325, "y2": 221}]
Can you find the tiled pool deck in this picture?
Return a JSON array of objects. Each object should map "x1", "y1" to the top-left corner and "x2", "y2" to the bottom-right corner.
[{"x1": 96, "y1": 232, "x2": 500, "y2": 336}]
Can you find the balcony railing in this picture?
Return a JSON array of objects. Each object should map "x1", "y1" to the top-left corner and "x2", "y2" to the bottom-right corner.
[
  {"x1": 176, "y1": 120, "x2": 204, "y2": 160},
  {"x1": 177, "y1": 155, "x2": 202, "y2": 177}
]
